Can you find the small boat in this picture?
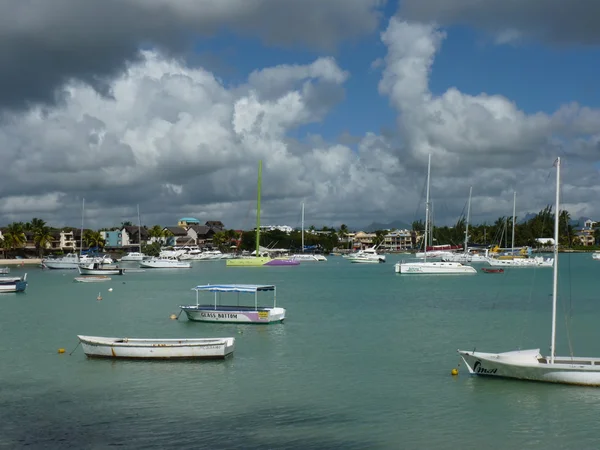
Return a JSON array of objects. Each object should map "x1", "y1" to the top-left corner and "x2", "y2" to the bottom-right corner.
[
  {"x1": 77, "y1": 335, "x2": 235, "y2": 359},
  {"x1": 180, "y1": 284, "x2": 285, "y2": 324},
  {"x1": 119, "y1": 252, "x2": 148, "y2": 262},
  {"x1": 74, "y1": 276, "x2": 112, "y2": 283},
  {"x1": 481, "y1": 267, "x2": 504, "y2": 274},
  {"x1": 139, "y1": 256, "x2": 191, "y2": 269},
  {"x1": 0, "y1": 267, "x2": 10, "y2": 274},
  {"x1": 0, "y1": 274, "x2": 27, "y2": 293},
  {"x1": 459, "y1": 157, "x2": 600, "y2": 386},
  {"x1": 78, "y1": 262, "x2": 124, "y2": 275}
]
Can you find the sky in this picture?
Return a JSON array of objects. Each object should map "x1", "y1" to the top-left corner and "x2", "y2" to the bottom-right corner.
[{"x1": 1, "y1": 0, "x2": 600, "y2": 231}]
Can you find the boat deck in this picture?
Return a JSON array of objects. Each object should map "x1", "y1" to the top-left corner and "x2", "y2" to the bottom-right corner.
[{"x1": 182, "y1": 304, "x2": 275, "y2": 311}]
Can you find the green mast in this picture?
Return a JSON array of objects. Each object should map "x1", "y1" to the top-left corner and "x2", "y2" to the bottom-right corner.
[{"x1": 255, "y1": 160, "x2": 262, "y2": 257}]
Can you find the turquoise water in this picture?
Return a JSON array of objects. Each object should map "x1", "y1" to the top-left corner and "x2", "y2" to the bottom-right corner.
[{"x1": 1, "y1": 254, "x2": 599, "y2": 449}]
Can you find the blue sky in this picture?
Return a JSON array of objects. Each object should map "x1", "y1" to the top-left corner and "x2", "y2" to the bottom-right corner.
[{"x1": 193, "y1": 6, "x2": 600, "y2": 143}]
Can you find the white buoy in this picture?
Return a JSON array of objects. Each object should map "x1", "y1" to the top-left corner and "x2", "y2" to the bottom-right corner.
[{"x1": 108, "y1": 288, "x2": 113, "y2": 292}]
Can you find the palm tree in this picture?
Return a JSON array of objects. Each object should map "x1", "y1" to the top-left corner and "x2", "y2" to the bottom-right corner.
[
  {"x1": 147, "y1": 225, "x2": 165, "y2": 243},
  {"x1": 120, "y1": 221, "x2": 133, "y2": 228},
  {"x1": 26, "y1": 218, "x2": 55, "y2": 257},
  {"x1": 3, "y1": 222, "x2": 26, "y2": 258},
  {"x1": 83, "y1": 230, "x2": 105, "y2": 250}
]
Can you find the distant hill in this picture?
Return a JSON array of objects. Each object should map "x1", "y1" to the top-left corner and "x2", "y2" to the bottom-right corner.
[{"x1": 362, "y1": 220, "x2": 412, "y2": 232}]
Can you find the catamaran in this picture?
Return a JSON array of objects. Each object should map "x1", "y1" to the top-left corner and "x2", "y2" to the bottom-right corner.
[
  {"x1": 395, "y1": 155, "x2": 476, "y2": 275},
  {"x1": 226, "y1": 161, "x2": 298, "y2": 267}
]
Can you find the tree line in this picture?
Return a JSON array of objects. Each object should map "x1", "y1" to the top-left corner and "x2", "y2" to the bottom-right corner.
[{"x1": 1, "y1": 206, "x2": 596, "y2": 258}]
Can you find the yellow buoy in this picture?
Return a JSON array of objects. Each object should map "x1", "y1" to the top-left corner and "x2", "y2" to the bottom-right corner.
[
  {"x1": 58, "y1": 348, "x2": 65, "y2": 354},
  {"x1": 451, "y1": 368, "x2": 459, "y2": 376},
  {"x1": 170, "y1": 314, "x2": 177, "y2": 320}
]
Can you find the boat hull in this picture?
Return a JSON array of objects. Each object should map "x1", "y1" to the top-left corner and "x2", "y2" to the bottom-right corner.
[
  {"x1": 74, "y1": 276, "x2": 112, "y2": 283},
  {"x1": 0, "y1": 274, "x2": 27, "y2": 293},
  {"x1": 486, "y1": 257, "x2": 553, "y2": 267},
  {"x1": 180, "y1": 305, "x2": 286, "y2": 324},
  {"x1": 348, "y1": 257, "x2": 384, "y2": 264},
  {"x1": 78, "y1": 335, "x2": 235, "y2": 359},
  {"x1": 458, "y1": 349, "x2": 600, "y2": 386},
  {"x1": 78, "y1": 267, "x2": 124, "y2": 275},
  {"x1": 395, "y1": 261, "x2": 477, "y2": 274},
  {"x1": 139, "y1": 260, "x2": 191, "y2": 268},
  {"x1": 226, "y1": 257, "x2": 272, "y2": 267}
]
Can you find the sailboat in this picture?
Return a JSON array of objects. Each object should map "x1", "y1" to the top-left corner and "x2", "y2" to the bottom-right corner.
[
  {"x1": 120, "y1": 205, "x2": 148, "y2": 261},
  {"x1": 485, "y1": 192, "x2": 553, "y2": 268},
  {"x1": 394, "y1": 155, "x2": 476, "y2": 275},
  {"x1": 226, "y1": 161, "x2": 299, "y2": 267},
  {"x1": 290, "y1": 203, "x2": 327, "y2": 262},
  {"x1": 458, "y1": 157, "x2": 600, "y2": 386}
]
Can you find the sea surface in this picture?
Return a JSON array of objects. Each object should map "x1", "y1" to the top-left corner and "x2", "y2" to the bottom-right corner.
[{"x1": 1, "y1": 253, "x2": 600, "y2": 449}]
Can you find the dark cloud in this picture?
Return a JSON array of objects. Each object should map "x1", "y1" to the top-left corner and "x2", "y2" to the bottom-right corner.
[
  {"x1": 0, "y1": 0, "x2": 382, "y2": 111},
  {"x1": 398, "y1": 0, "x2": 600, "y2": 45}
]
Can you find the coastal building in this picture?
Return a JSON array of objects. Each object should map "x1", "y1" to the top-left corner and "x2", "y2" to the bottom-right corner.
[
  {"x1": 575, "y1": 219, "x2": 598, "y2": 246},
  {"x1": 177, "y1": 217, "x2": 200, "y2": 228},
  {"x1": 163, "y1": 226, "x2": 193, "y2": 246},
  {"x1": 102, "y1": 230, "x2": 123, "y2": 247},
  {"x1": 259, "y1": 225, "x2": 293, "y2": 234},
  {"x1": 382, "y1": 229, "x2": 413, "y2": 251},
  {"x1": 187, "y1": 225, "x2": 216, "y2": 246},
  {"x1": 353, "y1": 231, "x2": 376, "y2": 249}
]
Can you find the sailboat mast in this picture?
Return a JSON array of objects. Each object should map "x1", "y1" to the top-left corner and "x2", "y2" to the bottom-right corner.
[
  {"x1": 511, "y1": 191, "x2": 516, "y2": 256},
  {"x1": 255, "y1": 160, "x2": 262, "y2": 257},
  {"x1": 80, "y1": 198, "x2": 85, "y2": 256},
  {"x1": 301, "y1": 202, "x2": 305, "y2": 253},
  {"x1": 550, "y1": 157, "x2": 560, "y2": 364},
  {"x1": 465, "y1": 186, "x2": 472, "y2": 253},
  {"x1": 424, "y1": 154, "x2": 431, "y2": 263},
  {"x1": 137, "y1": 204, "x2": 142, "y2": 252}
]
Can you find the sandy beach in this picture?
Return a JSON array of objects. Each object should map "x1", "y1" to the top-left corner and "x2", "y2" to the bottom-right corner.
[{"x1": 0, "y1": 259, "x2": 42, "y2": 266}]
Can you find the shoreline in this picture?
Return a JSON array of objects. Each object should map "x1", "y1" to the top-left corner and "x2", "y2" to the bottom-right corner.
[{"x1": 0, "y1": 259, "x2": 42, "y2": 266}]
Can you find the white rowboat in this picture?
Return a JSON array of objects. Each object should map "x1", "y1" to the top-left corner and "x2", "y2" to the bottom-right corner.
[
  {"x1": 77, "y1": 335, "x2": 235, "y2": 359},
  {"x1": 74, "y1": 276, "x2": 112, "y2": 283}
]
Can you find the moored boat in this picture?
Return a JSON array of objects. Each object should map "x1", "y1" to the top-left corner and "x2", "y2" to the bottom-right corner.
[
  {"x1": 77, "y1": 335, "x2": 235, "y2": 359},
  {"x1": 74, "y1": 276, "x2": 112, "y2": 283},
  {"x1": 0, "y1": 274, "x2": 27, "y2": 293},
  {"x1": 78, "y1": 262, "x2": 124, "y2": 275},
  {"x1": 139, "y1": 256, "x2": 191, "y2": 269},
  {"x1": 458, "y1": 157, "x2": 600, "y2": 386},
  {"x1": 180, "y1": 284, "x2": 285, "y2": 324}
]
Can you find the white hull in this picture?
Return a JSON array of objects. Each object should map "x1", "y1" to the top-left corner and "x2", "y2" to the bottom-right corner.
[
  {"x1": 415, "y1": 251, "x2": 454, "y2": 259},
  {"x1": 395, "y1": 261, "x2": 476, "y2": 274},
  {"x1": 290, "y1": 254, "x2": 327, "y2": 262},
  {"x1": 593, "y1": 252, "x2": 600, "y2": 261},
  {"x1": 181, "y1": 306, "x2": 285, "y2": 324},
  {"x1": 74, "y1": 276, "x2": 112, "y2": 283},
  {"x1": 120, "y1": 252, "x2": 147, "y2": 262},
  {"x1": 486, "y1": 256, "x2": 553, "y2": 267},
  {"x1": 458, "y1": 349, "x2": 600, "y2": 386},
  {"x1": 139, "y1": 257, "x2": 191, "y2": 268},
  {"x1": 78, "y1": 335, "x2": 235, "y2": 359},
  {"x1": 348, "y1": 256, "x2": 384, "y2": 264},
  {"x1": 441, "y1": 253, "x2": 488, "y2": 263},
  {"x1": 78, "y1": 265, "x2": 124, "y2": 275},
  {"x1": 43, "y1": 260, "x2": 80, "y2": 269}
]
